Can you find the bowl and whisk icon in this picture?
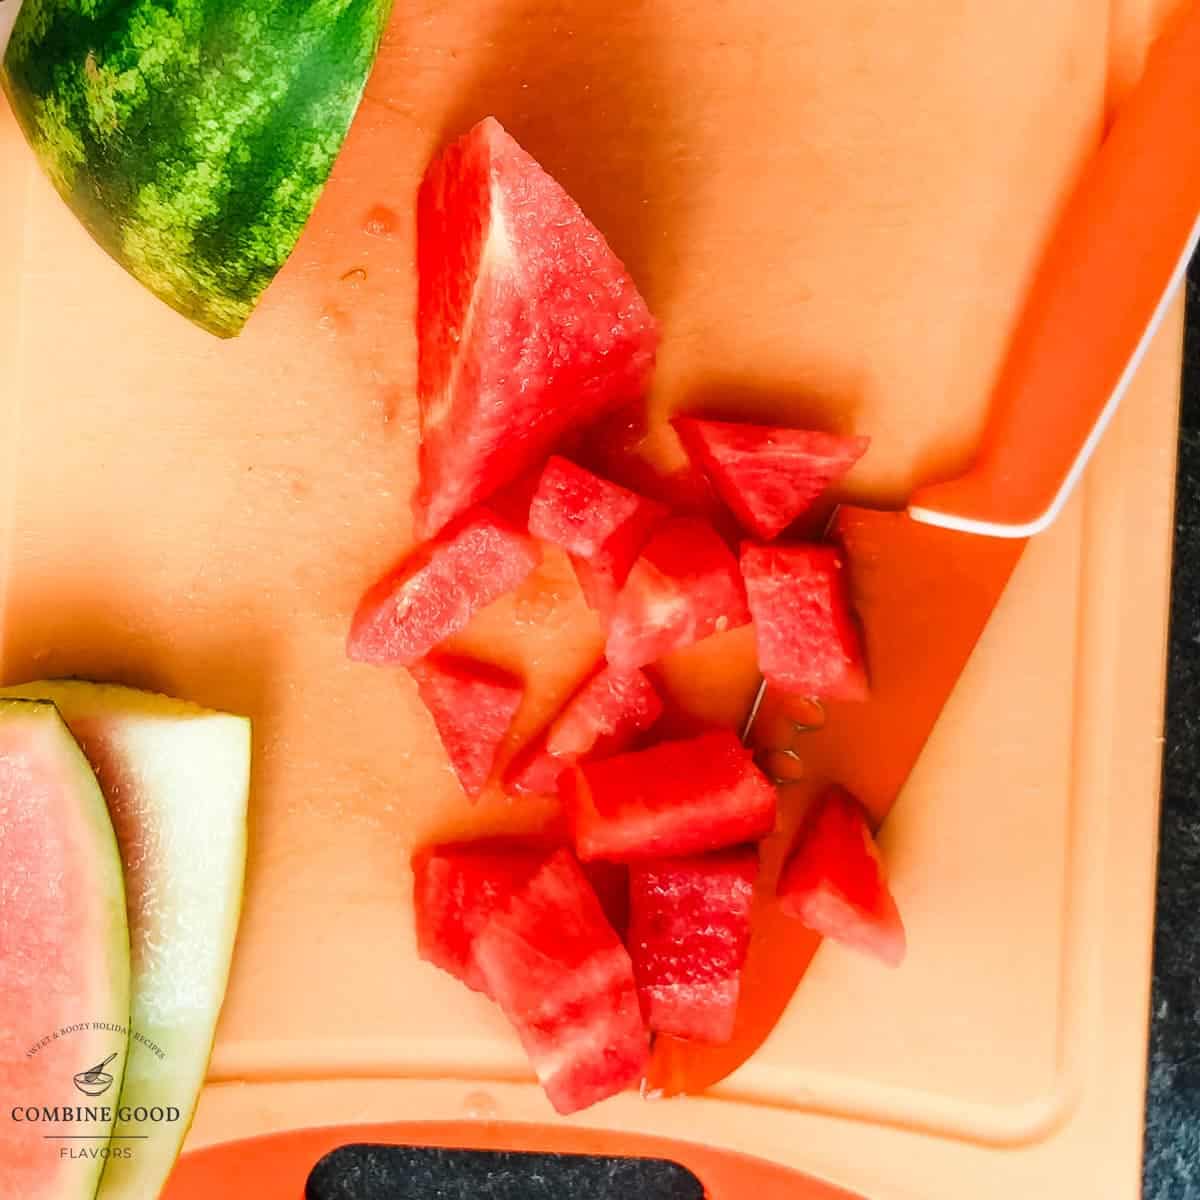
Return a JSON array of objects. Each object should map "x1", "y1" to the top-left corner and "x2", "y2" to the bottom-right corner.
[{"x1": 73, "y1": 1052, "x2": 118, "y2": 1097}]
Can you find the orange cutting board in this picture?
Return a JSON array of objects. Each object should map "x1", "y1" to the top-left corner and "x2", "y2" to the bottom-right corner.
[{"x1": 0, "y1": 0, "x2": 1182, "y2": 1195}]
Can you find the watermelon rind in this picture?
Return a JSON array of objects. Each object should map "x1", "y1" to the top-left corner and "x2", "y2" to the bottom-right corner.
[
  {"x1": 0, "y1": 680, "x2": 251, "y2": 1200},
  {"x1": 1, "y1": 0, "x2": 391, "y2": 337},
  {"x1": 0, "y1": 698, "x2": 131, "y2": 1200}
]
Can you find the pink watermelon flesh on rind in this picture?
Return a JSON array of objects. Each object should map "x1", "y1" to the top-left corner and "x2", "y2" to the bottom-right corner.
[
  {"x1": 0, "y1": 680, "x2": 251, "y2": 1200},
  {"x1": 416, "y1": 117, "x2": 660, "y2": 536},
  {"x1": 0, "y1": 700, "x2": 130, "y2": 1200}
]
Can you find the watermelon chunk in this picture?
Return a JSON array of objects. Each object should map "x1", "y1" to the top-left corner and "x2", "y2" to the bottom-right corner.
[
  {"x1": 777, "y1": 787, "x2": 906, "y2": 967},
  {"x1": 413, "y1": 841, "x2": 547, "y2": 994},
  {"x1": 566, "y1": 729, "x2": 777, "y2": 861},
  {"x1": 606, "y1": 518, "x2": 750, "y2": 671},
  {"x1": 504, "y1": 664, "x2": 663, "y2": 796},
  {"x1": 409, "y1": 655, "x2": 524, "y2": 797},
  {"x1": 347, "y1": 507, "x2": 540, "y2": 667},
  {"x1": 675, "y1": 418, "x2": 869, "y2": 540},
  {"x1": 741, "y1": 542, "x2": 868, "y2": 699},
  {"x1": 415, "y1": 118, "x2": 659, "y2": 536},
  {"x1": 528, "y1": 457, "x2": 667, "y2": 620},
  {"x1": 474, "y1": 849, "x2": 648, "y2": 1114},
  {"x1": 628, "y1": 849, "x2": 758, "y2": 1044}
]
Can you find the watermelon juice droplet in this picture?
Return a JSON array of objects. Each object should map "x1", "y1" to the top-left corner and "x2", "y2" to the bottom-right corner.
[
  {"x1": 363, "y1": 205, "x2": 400, "y2": 237},
  {"x1": 463, "y1": 1090, "x2": 498, "y2": 1120}
]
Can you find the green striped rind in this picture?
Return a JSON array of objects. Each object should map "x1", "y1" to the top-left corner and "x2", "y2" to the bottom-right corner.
[{"x1": 2, "y1": 0, "x2": 390, "y2": 337}]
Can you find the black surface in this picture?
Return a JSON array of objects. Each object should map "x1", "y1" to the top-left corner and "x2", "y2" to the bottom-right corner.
[
  {"x1": 306, "y1": 1147, "x2": 702, "y2": 1199},
  {"x1": 307, "y1": 272, "x2": 1200, "y2": 1199},
  {"x1": 1143, "y1": 257, "x2": 1200, "y2": 1199}
]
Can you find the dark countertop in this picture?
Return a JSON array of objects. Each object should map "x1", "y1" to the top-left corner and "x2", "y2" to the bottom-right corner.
[
  {"x1": 307, "y1": 271, "x2": 1200, "y2": 1200},
  {"x1": 1143, "y1": 258, "x2": 1200, "y2": 1199}
]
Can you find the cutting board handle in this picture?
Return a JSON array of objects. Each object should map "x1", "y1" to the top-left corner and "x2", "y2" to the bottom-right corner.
[
  {"x1": 161, "y1": 1121, "x2": 863, "y2": 1199},
  {"x1": 908, "y1": 0, "x2": 1200, "y2": 537}
]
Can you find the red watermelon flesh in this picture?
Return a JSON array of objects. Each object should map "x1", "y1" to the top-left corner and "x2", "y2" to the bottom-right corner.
[
  {"x1": 777, "y1": 787, "x2": 906, "y2": 967},
  {"x1": 628, "y1": 849, "x2": 758, "y2": 1044},
  {"x1": 606, "y1": 518, "x2": 750, "y2": 671},
  {"x1": 473, "y1": 849, "x2": 649, "y2": 1114},
  {"x1": 0, "y1": 701, "x2": 130, "y2": 1200},
  {"x1": 415, "y1": 117, "x2": 660, "y2": 537},
  {"x1": 528, "y1": 456, "x2": 667, "y2": 620},
  {"x1": 412, "y1": 841, "x2": 546, "y2": 993},
  {"x1": 504, "y1": 664, "x2": 663, "y2": 796},
  {"x1": 409, "y1": 654, "x2": 524, "y2": 797},
  {"x1": 675, "y1": 418, "x2": 869, "y2": 540},
  {"x1": 741, "y1": 542, "x2": 868, "y2": 700},
  {"x1": 566, "y1": 729, "x2": 777, "y2": 862},
  {"x1": 347, "y1": 507, "x2": 540, "y2": 667}
]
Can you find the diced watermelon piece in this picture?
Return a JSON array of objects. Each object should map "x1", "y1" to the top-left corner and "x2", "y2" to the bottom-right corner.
[
  {"x1": 347, "y1": 507, "x2": 541, "y2": 667},
  {"x1": 777, "y1": 787, "x2": 906, "y2": 967},
  {"x1": 504, "y1": 664, "x2": 663, "y2": 796},
  {"x1": 606, "y1": 519, "x2": 750, "y2": 671},
  {"x1": 415, "y1": 118, "x2": 660, "y2": 536},
  {"x1": 675, "y1": 418, "x2": 869, "y2": 540},
  {"x1": 409, "y1": 655, "x2": 524, "y2": 797},
  {"x1": 566, "y1": 729, "x2": 777, "y2": 861},
  {"x1": 741, "y1": 542, "x2": 868, "y2": 700},
  {"x1": 528, "y1": 457, "x2": 668, "y2": 620},
  {"x1": 412, "y1": 840, "x2": 547, "y2": 993},
  {"x1": 628, "y1": 849, "x2": 758, "y2": 1044},
  {"x1": 474, "y1": 849, "x2": 649, "y2": 1114}
]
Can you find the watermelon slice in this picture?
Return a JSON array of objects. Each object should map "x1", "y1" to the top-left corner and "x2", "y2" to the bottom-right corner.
[
  {"x1": 675, "y1": 418, "x2": 869, "y2": 540},
  {"x1": 628, "y1": 849, "x2": 758, "y2": 1044},
  {"x1": 504, "y1": 664, "x2": 662, "y2": 796},
  {"x1": 2, "y1": 0, "x2": 389, "y2": 337},
  {"x1": 566, "y1": 729, "x2": 777, "y2": 861},
  {"x1": 527, "y1": 457, "x2": 667, "y2": 620},
  {"x1": 0, "y1": 681, "x2": 250, "y2": 1200},
  {"x1": 409, "y1": 655, "x2": 524, "y2": 797},
  {"x1": 0, "y1": 700, "x2": 130, "y2": 1200},
  {"x1": 473, "y1": 849, "x2": 648, "y2": 1114},
  {"x1": 741, "y1": 542, "x2": 868, "y2": 700},
  {"x1": 413, "y1": 841, "x2": 547, "y2": 994},
  {"x1": 348, "y1": 507, "x2": 541, "y2": 667},
  {"x1": 415, "y1": 118, "x2": 660, "y2": 536},
  {"x1": 606, "y1": 518, "x2": 750, "y2": 671},
  {"x1": 778, "y1": 787, "x2": 906, "y2": 967}
]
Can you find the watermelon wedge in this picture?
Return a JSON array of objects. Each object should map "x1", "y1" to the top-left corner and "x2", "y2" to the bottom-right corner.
[
  {"x1": 0, "y1": 700, "x2": 130, "y2": 1200},
  {"x1": 566, "y1": 729, "x2": 777, "y2": 861},
  {"x1": 473, "y1": 849, "x2": 648, "y2": 1114},
  {"x1": 409, "y1": 655, "x2": 524, "y2": 798},
  {"x1": 675, "y1": 418, "x2": 869, "y2": 540},
  {"x1": 628, "y1": 849, "x2": 758, "y2": 1044},
  {"x1": 606, "y1": 518, "x2": 750, "y2": 671},
  {"x1": 415, "y1": 118, "x2": 660, "y2": 536},
  {"x1": 778, "y1": 787, "x2": 906, "y2": 967},
  {"x1": 527, "y1": 457, "x2": 667, "y2": 620},
  {"x1": 0, "y1": 681, "x2": 250, "y2": 1200},
  {"x1": 348, "y1": 507, "x2": 541, "y2": 667},
  {"x1": 413, "y1": 841, "x2": 546, "y2": 994},
  {"x1": 2, "y1": 0, "x2": 389, "y2": 336},
  {"x1": 504, "y1": 664, "x2": 662, "y2": 796},
  {"x1": 741, "y1": 542, "x2": 868, "y2": 700}
]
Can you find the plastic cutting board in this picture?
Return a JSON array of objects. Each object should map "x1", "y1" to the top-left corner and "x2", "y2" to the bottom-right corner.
[{"x1": 0, "y1": 1, "x2": 1183, "y2": 1195}]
